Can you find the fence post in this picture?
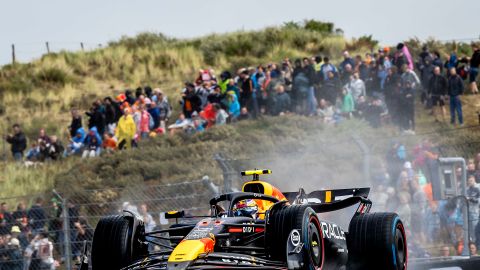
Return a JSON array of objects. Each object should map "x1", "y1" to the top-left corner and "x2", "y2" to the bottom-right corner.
[
  {"x1": 62, "y1": 197, "x2": 72, "y2": 270},
  {"x1": 54, "y1": 190, "x2": 72, "y2": 270},
  {"x1": 11, "y1": 44, "x2": 15, "y2": 64},
  {"x1": 80, "y1": 42, "x2": 84, "y2": 51},
  {"x1": 46, "y1": 42, "x2": 50, "y2": 54},
  {"x1": 214, "y1": 153, "x2": 235, "y2": 193}
]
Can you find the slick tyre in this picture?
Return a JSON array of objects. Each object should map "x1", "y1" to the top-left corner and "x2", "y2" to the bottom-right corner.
[
  {"x1": 266, "y1": 204, "x2": 324, "y2": 269},
  {"x1": 347, "y1": 212, "x2": 407, "y2": 270},
  {"x1": 91, "y1": 215, "x2": 146, "y2": 270}
]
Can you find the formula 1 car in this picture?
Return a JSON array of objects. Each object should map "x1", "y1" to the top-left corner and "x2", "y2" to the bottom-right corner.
[{"x1": 90, "y1": 169, "x2": 407, "y2": 270}]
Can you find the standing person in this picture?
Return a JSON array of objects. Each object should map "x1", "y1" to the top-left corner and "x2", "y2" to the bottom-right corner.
[
  {"x1": 239, "y1": 70, "x2": 256, "y2": 118},
  {"x1": 103, "y1": 97, "x2": 117, "y2": 135},
  {"x1": 467, "y1": 175, "x2": 480, "y2": 242},
  {"x1": 428, "y1": 66, "x2": 448, "y2": 122},
  {"x1": 28, "y1": 198, "x2": 47, "y2": 235},
  {"x1": 448, "y1": 67, "x2": 464, "y2": 126},
  {"x1": 181, "y1": 83, "x2": 201, "y2": 119},
  {"x1": 0, "y1": 203, "x2": 13, "y2": 235},
  {"x1": 470, "y1": 44, "x2": 480, "y2": 94},
  {"x1": 400, "y1": 81, "x2": 416, "y2": 134},
  {"x1": 115, "y1": 108, "x2": 136, "y2": 150},
  {"x1": 68, "y1": 108, "x2": 82, "y2": 138},
  {"x1": 156, "y1": 90, "x2": 171, "y2": 131},
  {"x1": 85, "y1": 102, "x2": 106, "y2": 136},
  {"x1": 347, "y1": 72, "x2": 366, "y2": 103},
  {"x1": 4, "y1": 124, "x2": 27, "y2": 161}
]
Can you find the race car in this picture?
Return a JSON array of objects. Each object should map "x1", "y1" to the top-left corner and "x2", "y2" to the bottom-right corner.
[{"x1": 89, "y1": 169, "x2": 407, "y2": 270}]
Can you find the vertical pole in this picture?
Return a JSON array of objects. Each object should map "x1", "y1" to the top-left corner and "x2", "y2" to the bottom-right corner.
[
  {"x1": 80, "y1": 42, "x2": 84, "y2": 51},
  {"x1": 46, "y1": 42, "x2": 50, "y2": 54},
  {"x1": 62, "y1": 198, "x2": 72, "y2": 270},
  {"x1": 11, "y1": 44, "x2": 15, "y2": 64}
]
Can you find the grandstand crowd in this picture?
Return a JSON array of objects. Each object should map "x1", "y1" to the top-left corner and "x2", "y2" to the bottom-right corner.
[{"x1": 0, "y1": 42, "x2": 480, "y2": 267}]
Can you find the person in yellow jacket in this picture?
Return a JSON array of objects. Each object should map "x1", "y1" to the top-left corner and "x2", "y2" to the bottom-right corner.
[{"x1": 115, "y1": 108, "x2": 136, "y2": 149}]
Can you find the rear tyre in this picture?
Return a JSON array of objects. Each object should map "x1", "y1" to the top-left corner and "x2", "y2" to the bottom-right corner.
[
  {"x1": 266, "y1": 204, "x2": 324, "y2": 269},
  {"x1": 347, "y1": 212, "x2": 407, "y2": 270},
  {"x1": 91, "y1": 215, "x2": 147, "y2": 270}
]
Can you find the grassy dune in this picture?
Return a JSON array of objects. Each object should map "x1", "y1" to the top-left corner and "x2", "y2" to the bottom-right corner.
[{"x1": 0, "y1": 21, "x2": 477, "y2": 199}]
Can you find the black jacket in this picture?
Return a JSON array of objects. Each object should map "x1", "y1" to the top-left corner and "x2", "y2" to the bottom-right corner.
[
  {"x1": 471, "y1": 49, "x2": 480, "y2": 68},
  {"x1": 448, "y1": 75, "x2": 464, "y2": 96},
  {"x1": 6, "y1": 132, "x2": 27, "y2": 154},
  {"x1": 428, "y1": 74, "x2": 447, "y2": 96},
  {"x1": 69, "y1": 117, "x2": 82, "y2": 138}
]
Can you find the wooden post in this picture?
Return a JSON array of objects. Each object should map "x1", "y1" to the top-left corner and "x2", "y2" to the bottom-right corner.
[
  {"x1": 46, "y1": 42, "x2": 50, "y2": 54},
  {"x1": 11, "y1": 44, "x2": 15, "y2": 64},
  {"x1": 80, "y1": 42, "x2": 84, "y2": 51}
]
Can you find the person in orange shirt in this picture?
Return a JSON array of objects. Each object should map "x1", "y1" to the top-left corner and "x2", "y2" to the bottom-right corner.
[{"x1": 102, "y1": 133, "x2": 117, "y2": 153}]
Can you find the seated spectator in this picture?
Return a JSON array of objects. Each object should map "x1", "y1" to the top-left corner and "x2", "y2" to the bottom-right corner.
[
  {"x1": 470, "y1": 242, "x2": 478, "y2": 256},
  {"x1": 168, "y1": 114, "x2": 192, "y2": 135},
  {"x1": 317, "y1": 99, "x2": 335, "y2": 124},
  {"x1": 46, "y1": 136, "x2": 64, "y2": 161},
  {"x1": 225, "y1": 91, "x2": 240, "y2": 120},
  {"x1": 65, "y1": 128, "x2": 85, "y2": 157},
  {"x1": 214, "y1": 104, "x2": 229, "y2": 126},
  {"x1": 82, "y1": 128, "x2": 102, "y2": 158},
  {"x1": 102, "y1": 133, "x2": 117, "y2": 153},
  {"x1": 238, "y1": 107, "x2": 251, "y2": 121},
  {"x1": 26, "y1": 142, "x2": 41, "y2": 161},
  {"x1": 5, "y1": 237, "x2": 23, "y2": 270}
]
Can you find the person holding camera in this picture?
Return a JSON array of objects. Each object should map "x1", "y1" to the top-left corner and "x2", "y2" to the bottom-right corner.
[{"x1": 4, "y1": 124, "x2": 27, "y2": 161}]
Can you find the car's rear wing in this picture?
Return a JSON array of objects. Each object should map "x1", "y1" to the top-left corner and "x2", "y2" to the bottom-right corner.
[
  {"x1": 283, "y1": 188, "x2": 372, "y2": 215},
  {"x1": 283, "y1": 187, "x2": 370, "y2": 204}
]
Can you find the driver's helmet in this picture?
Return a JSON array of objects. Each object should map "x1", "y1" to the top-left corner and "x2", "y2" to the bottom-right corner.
[{"x1": 233, "y1": 199, "x2": 258, "y2": 218}]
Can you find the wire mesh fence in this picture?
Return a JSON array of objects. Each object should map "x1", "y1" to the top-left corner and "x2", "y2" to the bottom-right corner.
[{"x1": 0, "y1": 178, "x2": 220, "y2": 270}]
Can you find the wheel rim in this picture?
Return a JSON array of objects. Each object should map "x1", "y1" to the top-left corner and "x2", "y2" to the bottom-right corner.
[
  {"x1": 395, "y1": 223, "x2": 407, "y2": 269},
  {"x1": 307, "y1": 216, "x2": 323, "y2": 269}
]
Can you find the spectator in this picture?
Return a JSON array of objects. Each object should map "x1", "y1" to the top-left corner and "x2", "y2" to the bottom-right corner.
[
  {"x1": 68, "y1": 108, "x2": 82, "y2": 138},
  {"x1": 396, "y1": 191, "x2": 412, "y2": 228},
  {"x1": 73, "y1": 218, "x2": 93, "y2": 262},
  {"x1": 116, "y1": 108, "x2": 136, "y2": 150},
  {"x1": 168, "y1": 113, "x2": 192, "y2": 135},
  {"x1": 86, "y1": 102, "x2": 106, "y2": 136},
  {"x1": 37, "y1": 129, "x2": 51, "y2": 146},
  {"x1": 440, "y1": 245, "x2": 451, "y2": 257},
  {"x1": 347, "y1": 72, "x2": 366, "y2": 103},
  {"x1": 339, "y1": 51, "x2": 355, "y2": 74},
  {"x1": 272, "y1": 85, "x2": 291, "y2": 116},
  {"x1": 237, "y1": 107, "x2": 251, "y2": 121},
  {"x1": 447, "y1": 67, "x2": 464, "y2": 126},
  {"x1": 400, "y1": 81, "x2": 416, "y2": 133},
  {"x1": 0, "y1": 203, "x2": 13, "y2": 236},
  {"x1": 28, "y1": 198, "x2": 46, "y2": 235},
  {"x1": 103, "y1": 97, "x2": 118, "y2": 135},
  {"x1": 226, "y1": 91, "x2": 240, "y2": 120},
  {"x1": 65, "y1": 127, "x2": 85, "y2": 156},
  {"x1": 4, "y1": 124, "x2": 27, "y2": 161},
  {"x1": 5, "y1": 238, "x2": 23, "y2": 270},
  {"x1": 400, "y1": 64, "x2": 421, "y2": 89},
  {"x1": 102, "y1": 133, "x2": 117, "y2": 153},
  {"x1": 26, "y1": 232, "x2": 56, "y2": 270},
  {"x1": 239, "y1": 70, "x2": 256, "y2": 118},
  {"x1": 428, "y1": 66, "x2": 448, "y2": 122},
  {"x1": 137, "y1": 105, "x2": 152, "y2": 139},
  {"x1": 46, "y1": 136, "x2": 64, "y2": 161},
  {"x1": 12, "y1": 203, "x2": 27, "y2": 229},
  {"x1": 467, "y1": 175, "x2": 480, "y2": 241},
  {"x1": 322, "y1": 71, "x2": 341, "y2": 105},
  {"x1": 470, "y1": 242, "x2": 478, "y2": 256},
  {"x1": 181, "y1": 83, "x2": 201, "y2": 119},
  {"x1": 320, "y1": 56, "x2": 337, "y2": 81},
  {"x1": 340, "y1": 87, "x2": 354, "y2": 117},
  {"x1": 317, "y1": 99, "x2": 335, "y2": 124},
  {"x1": 470, "y1": 44, "x2": 480, "y2": 94},
  {"x1": 155, "y1": 89, "x2": 171, "y2": 130},
  {"x1": 82, "y1": 128, "x2": 102, "y2": 158},
  {"x1": 214, "y1": 104, "x2": 229, "y2": 126}
]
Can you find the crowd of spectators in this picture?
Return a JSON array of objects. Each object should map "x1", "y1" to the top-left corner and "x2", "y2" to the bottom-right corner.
[
  {"x1": 2, "y1": 43, "x2": 479, "y2": 163},
  {"x1": 1, "y1": 42, "x2": 480, "y2": 262},
  {"x1": 369, "y1": 138, "x2": 480, "y2": 257},
  {"x1": 0, "y1": 197, "x2": 94, "y2": 269}
]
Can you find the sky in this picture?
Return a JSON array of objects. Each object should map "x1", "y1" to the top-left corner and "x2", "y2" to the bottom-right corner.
[{"x1": 1, "y1": 0, "x2": 479, "y2": 65}]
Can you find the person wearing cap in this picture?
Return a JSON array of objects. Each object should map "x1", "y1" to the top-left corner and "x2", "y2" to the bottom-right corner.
[
  {"x1": 116, "y1": 108, "x2": 136, "y2": 149},
  {"x1": 5, "y1": 237, "x2": 23, "y2": 270}
]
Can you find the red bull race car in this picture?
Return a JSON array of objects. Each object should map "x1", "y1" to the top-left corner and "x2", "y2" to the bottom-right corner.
[{"x1": 89, "y1": 170, "x2": 407, "y2": 270}]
